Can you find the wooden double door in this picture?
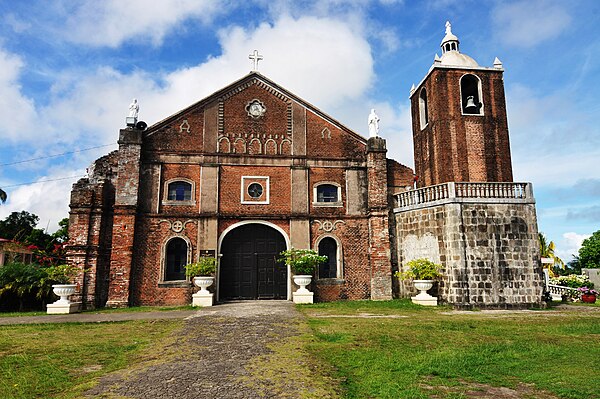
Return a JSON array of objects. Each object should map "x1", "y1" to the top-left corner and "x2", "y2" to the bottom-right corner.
[{"x1": 219, "y1": 224, "x2": 287, "y2": 300}]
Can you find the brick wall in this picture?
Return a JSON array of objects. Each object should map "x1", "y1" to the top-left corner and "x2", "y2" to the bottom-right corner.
[
  {"x1": 411, "y1": 68, "x2": 513, "y2": 186},
  {"x1": 306, "y1": 111, "x2": 366, "y2": 160},
  {"x1": 106, "y1": 128, "x2": 143, "y2": 307},
  {"x1": 367, "y1": 137, "x2": 393, "y2": 300},
  {"x1": 312, "y1": 218, "x2": 371, "y2": 301},
  {"x1": 67, "y1": 151, "x2": 118, "y2": 309},
  {"x1": 130, "y1": 217, "x2": 199, "y2": 306}
]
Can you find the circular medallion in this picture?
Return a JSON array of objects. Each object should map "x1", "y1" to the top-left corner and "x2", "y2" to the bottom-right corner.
[
  {"x1": 246, "y1": 99, "x2": 266, "y2": 119},
  {"x1": 248, "y1": 183, "x2": 263, "y2": 198},
  {"x1": 322, "y1": 221, "x2": 334, "y2": 232},
  {"x1": 171, "y1": 220, "x2": 184, "y2": 233}
]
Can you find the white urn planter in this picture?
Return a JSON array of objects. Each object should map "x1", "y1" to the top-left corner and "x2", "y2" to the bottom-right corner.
[
  {"x1": 411, "y1": 279, "x2": 437, "y2": 306},
  {"x1": 47, "y1": 284, "x2": 81, "y2": 314},
  {"x1": 193, "y1": 276, "x2": 214, "y2": 294},
  {"x1": 192, "y1": 276, "x2": 214, "y2": 307},
  {"x1": 292, "y1": 275, "x2": 314, "y2": 304}
]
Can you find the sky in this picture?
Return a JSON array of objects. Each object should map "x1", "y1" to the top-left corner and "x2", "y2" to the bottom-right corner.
[{"x1": 0, "y1": 0, "x2": 598, "y2": 261}]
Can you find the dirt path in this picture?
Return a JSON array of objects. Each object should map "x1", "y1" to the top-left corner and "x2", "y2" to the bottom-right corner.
[{"x1": 83, "y1": 301, "x2": 326, "y2": 399}]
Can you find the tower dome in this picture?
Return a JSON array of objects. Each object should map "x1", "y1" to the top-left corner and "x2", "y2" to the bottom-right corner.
[{"x1": 438, "y1": 21, "x2": 478, "y2": 67}]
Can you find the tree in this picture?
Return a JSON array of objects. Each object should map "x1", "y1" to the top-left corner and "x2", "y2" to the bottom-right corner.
[
  {"x1": 578, "y1": 230, "x2": 600, "y2": 269},
  {"x1": 539, "y1": 233, "x2": 564, "y2": 276},
  {"x1": 0, "y1": 188, "x2": 6, "y2": 203},
  {"x1": 52, "y1": 218, "x2": 69, "y2": 243},
  {"x1": 0, "y1": 211, "x2": 39, "y2": 241}
]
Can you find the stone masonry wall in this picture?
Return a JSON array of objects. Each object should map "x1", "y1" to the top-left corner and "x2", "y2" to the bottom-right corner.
[{"x1": 395, "y1": 201, "x2": 544, "y2": 308}]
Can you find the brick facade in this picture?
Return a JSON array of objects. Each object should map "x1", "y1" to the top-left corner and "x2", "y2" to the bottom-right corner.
[{"x1": 68, "y1": 73, "x2": 412, "y2": 308}]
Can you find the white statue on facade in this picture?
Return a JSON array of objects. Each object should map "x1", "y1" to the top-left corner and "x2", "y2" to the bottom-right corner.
[
  {"x1": 128, "y1": 98, "x2": 139, "y2": 118},
  {"x1": 368, "y1": 108, "x2": 380, "y2": 138}
]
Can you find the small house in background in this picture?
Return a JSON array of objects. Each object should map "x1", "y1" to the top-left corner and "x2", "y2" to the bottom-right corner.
[{"x1": 0, "y1": 238, "x2": 34, "y2": 266}]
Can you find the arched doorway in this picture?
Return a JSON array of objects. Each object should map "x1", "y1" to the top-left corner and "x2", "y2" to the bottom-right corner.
[{"x1": 219, "y1": 223, "x2": 287, "y2": 300}]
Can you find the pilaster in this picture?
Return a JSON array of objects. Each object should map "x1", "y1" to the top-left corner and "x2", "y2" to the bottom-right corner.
[
  {"x1": 106, "y1": 128, "x2": 143, "y2": 307},
  {"x1": 366, "y1": 137, "x2": 393, "y2": 300}
]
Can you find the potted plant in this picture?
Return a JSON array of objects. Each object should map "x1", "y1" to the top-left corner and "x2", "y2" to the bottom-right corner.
[
  {"x1": 185, "y1": 257, "x2": 217, "y2": 295},
  {"x1": 279, "y1": 248, "x2": 327, "y2": 303},
  {"x1": 394, "y1": 258, "x2": 443, "y2": 306},
  {"x1": 577, "y1": 286, "x2": 598, "y2": 304},
  {"x1": 43, "y1": 264, "x2": 81, "y2": 314},
  {"x1": 44, "y1": 264, "x2": 79, "y2": 303}
]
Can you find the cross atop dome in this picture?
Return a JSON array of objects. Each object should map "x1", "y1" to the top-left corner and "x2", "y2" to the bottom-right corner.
[
  {"x1": 440, "y1": 20, "x2": 460, "y2": 53},
  {"x1": 249, "y1": 50, "x2": 263, "y2": 72}
]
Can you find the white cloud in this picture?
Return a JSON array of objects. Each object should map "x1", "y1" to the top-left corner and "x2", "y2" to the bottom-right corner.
[
  {"x1": 556, "y1": 232, "x2": 591, "y2": 261},
  {"x1": 60, "y1": 0, "x2": 223, "y2": 47},
  {"x1": 217, "y1": 16, "x2": 374, "y2": 109},
  {"x1": 29, "y1": 15, "x2": 374, "y2": 148},
  {"x1": 492, "y1": 0, "x2": 571, "y2": 48},
  {"x1": 0, "y1": 47, "x2": 38, "y2": 141},
  {"x1": 0, "y1": 169, "x2": 83, "y2": 234}
]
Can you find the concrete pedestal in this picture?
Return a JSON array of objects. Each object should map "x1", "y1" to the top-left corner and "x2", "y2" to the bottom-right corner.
[
  {"x1": 47, "y1": 302, "x2": 82, "y2": 314},
  {"x1": 411, "y1": 293, "x2": 437, "y2": 306},
  {"x1": 192, "y1": 292, "x2": 213, "y2": 307},
  {"x1": 293, "y1": 292, "x2": 314, "y2": 304}
]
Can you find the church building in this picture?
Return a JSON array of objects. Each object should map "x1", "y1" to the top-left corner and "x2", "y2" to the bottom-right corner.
[{"x1": 67, "y1": 23, "x2": 544, "y2": 309}]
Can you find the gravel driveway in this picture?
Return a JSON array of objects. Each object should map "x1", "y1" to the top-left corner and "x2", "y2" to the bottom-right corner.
[{"x1": 84, "y1": 301, "x2": 314, "y2": 399}]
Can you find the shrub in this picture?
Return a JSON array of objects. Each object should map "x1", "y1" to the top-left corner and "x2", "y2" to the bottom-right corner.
[
  {"x1": 0, "y1": 262, "x2": 45, "y2": 311},
  {"x1": 550, "y1": 274, "x2": 593, "y2": 289},
  {"x1": 185, "y1": 257, "x2": 217, "y2": 278},
  {"x1": 395, "y1": 258, "x2": 443, "y2": 280},
  {"x1": 279, "y1": 248, "x2": 327, "y2": 275}
]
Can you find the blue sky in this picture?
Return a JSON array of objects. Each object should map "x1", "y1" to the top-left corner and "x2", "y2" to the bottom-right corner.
[{"x1": 0, "y1": 0, "x2": 598, "y2": 261}]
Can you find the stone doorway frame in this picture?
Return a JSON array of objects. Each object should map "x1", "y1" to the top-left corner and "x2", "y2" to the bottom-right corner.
[{"x1": 216, "y1": 220, "x2": 291, "y2": 302}]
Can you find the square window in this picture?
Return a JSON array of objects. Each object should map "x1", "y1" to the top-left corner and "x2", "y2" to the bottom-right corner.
[
  {"x1": 241, "y1": 176, "x2": 270, "y2": 204},
  {"x1": 313, "y1": 183, "x2": 342, "y2": 207},
  {"x1": 317, "y1": 185, "x2": 339, "y2": 202}
]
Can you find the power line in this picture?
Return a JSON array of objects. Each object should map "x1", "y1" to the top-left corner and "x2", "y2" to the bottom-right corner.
[
  {"x1": 3, "y1": 175, "x2": 85, "y2": 188},
  {"x1": 0, "y1": 143, "x2": 116, "y2": 167}
]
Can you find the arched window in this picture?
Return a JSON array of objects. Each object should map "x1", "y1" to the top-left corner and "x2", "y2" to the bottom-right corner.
[
  {"x1": 460, "y1": 74, "x2": 483, "y2": 115},
  {"x1": 167, "y1": 181, "x2": 192, "y2": 201},
  {"x1": 318, "y1": 237, "x2": 338, "y2": 279},
  {"x1": 419, "y1": 88, "x2": 428, "y2": 129},
  {"x1": 165, "y1": 238, "x2": 188, "y2": 281}
]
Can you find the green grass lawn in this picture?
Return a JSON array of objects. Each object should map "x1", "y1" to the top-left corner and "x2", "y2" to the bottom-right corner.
[
  {"x1": 0, "y1": 319, "x2": 183, "y2": 399},
  {"x1": 0, "y1": 304, "x2": 194, "y2": 318},
  {"x1": 2, "y1": 301, "x2": 599, "y2": 399},
  {"x1": 300, "y1": 300, "x2": 600, "y2": 399}
]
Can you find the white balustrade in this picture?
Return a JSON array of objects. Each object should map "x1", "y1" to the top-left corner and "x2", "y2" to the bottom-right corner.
[{"x1": 396, "y1": 182, "x2": 532, "y2": 209}]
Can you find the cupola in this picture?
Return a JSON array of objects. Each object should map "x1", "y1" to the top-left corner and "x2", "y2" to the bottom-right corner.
[{"x1": 438, "y1": 21, "x2": 479, "y2": 68}]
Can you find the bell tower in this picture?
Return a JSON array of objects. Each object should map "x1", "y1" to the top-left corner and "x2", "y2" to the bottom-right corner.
[{"x1": 410, "y1": 21, "x2": 513, "y2": 187}]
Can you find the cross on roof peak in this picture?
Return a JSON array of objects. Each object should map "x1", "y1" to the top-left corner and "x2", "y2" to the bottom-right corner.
[{"x1": 249, "y1": 50, "x2": 263, "y2": 72}]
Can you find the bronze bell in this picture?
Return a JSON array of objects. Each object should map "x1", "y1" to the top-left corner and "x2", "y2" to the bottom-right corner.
[{"x1": 465, "y1": 96, "x2": 477, "y2": 111}]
